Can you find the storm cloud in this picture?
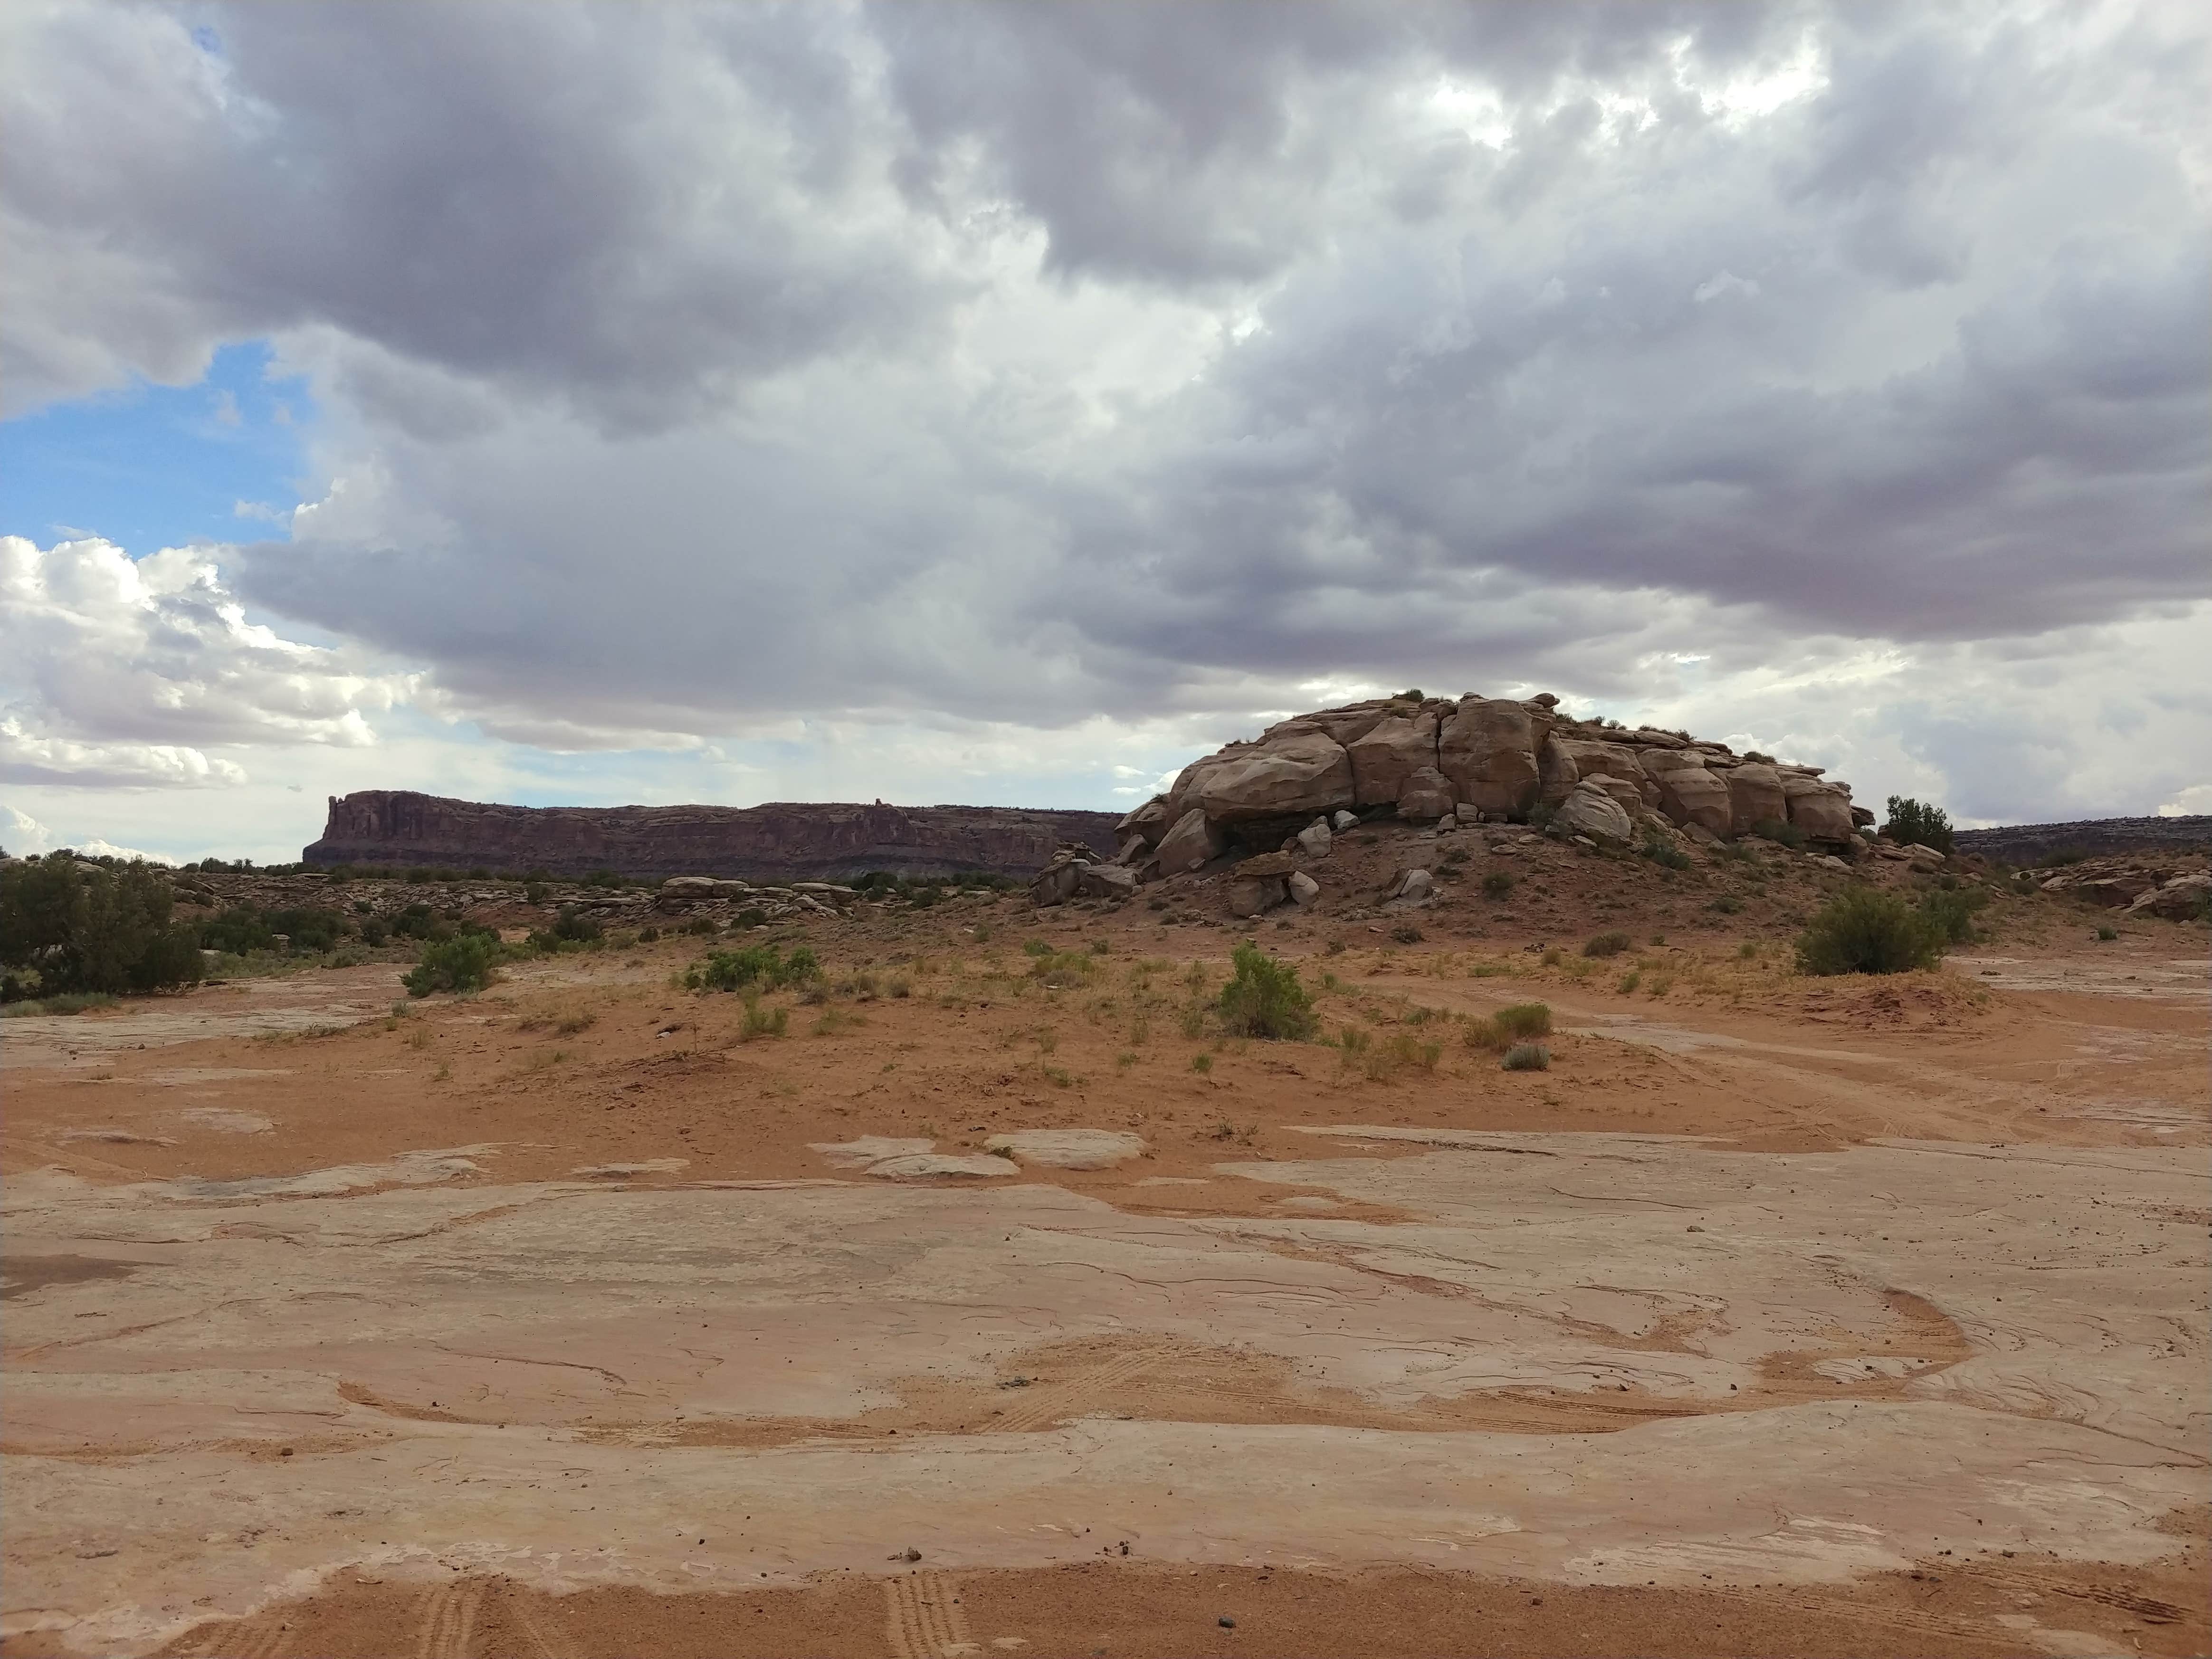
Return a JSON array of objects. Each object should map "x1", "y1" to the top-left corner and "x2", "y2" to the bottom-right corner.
[{"x1": 2, "y1": 0, "x2": 2206, "y2": 841}]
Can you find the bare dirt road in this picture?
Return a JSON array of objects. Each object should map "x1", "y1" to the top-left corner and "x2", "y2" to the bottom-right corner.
[{"x1": 3, "y1": 915, "x2": 2205, "y2": 1658}]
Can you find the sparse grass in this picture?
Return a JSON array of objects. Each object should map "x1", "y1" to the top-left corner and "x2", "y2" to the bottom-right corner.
[
  {"x1": 1190, "y1": 1052, "x2": 1213, "y2": 1075},
  {"x1": 1617, "y1": 970, "x2": 1641, "y2": 994},
  {"x1": 738, "y1": 998, "x2": 789, "y2": 1041},
  {"x1": 811, "y1": 1006, "x2": 866, "y2": 1037},
  {"x1": 0, "y1": 991, "x2": 120, "y2": 1017}
]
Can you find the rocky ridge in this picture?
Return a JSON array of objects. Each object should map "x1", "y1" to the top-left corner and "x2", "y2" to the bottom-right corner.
[
  {"x1": 1955, "y1": 815, "x2": 2212, "y2": 866},
  {"x1": 304, "y1": 791, "x2": 1118, "y2": 881},
  {"x1": 1034, "y1": 691, "x2": 1869, "y2": 914}
]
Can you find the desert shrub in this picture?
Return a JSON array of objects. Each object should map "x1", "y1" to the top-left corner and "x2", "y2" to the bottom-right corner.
[
  {"x1": 1500, "y1": 1042, "x2": 1551, "y2": 1071},
  {"x1": 1582, "y1": 931, "x2": 1632, "y2": 959},
  {"x1": 389, "y1": 903, "x2": 448, "y2": 941},
  {"x1": 2095, "y1": 925, "x2": 2118, "y2": 942},
  {"x1": 1465, "y1": 1001, "x2": 1552, "y2": 1051},
  {"x1": 1794, "y1": 889, "x2": 1943, "y2": 976},
  {"x1": 1750, "y1": 818, "x2": 1805, "y2": 851},
  {"x1": 1215, "y1": 941, "x2": 1316, "y2": 1040},
  {"x1": 637, "y1": 925, "x2": 662, "y2": 943},
  {"x1": 738, "y1": 998, "x2": 789, "y2": 1040},
  {"x1": 1617, "y1": 970, "x2": 1641, "y2": 994},
  {"x1": 0, "y1": 854, "x2": 202, "y2": 1000},
  {"x1": 1710, "y1": 895, "x2": 1745, "y2": 915},
  {"x1": 524, "y1": 881, "x2": 552, "y2": 906},
  {"x1": 733, "y1": 907, "x2": 768, "y2": 929},
  {"x1": 684, "y1": 915, "x2": 717, "y2": 936},
  {"x1": 1480, "y1": 871, "x2": 1516, "y2": 899},
  {"x1": 1378, "y1": 1031, "x2": 1442, "y2": 1075},
  {"x1": 1641, "y1": 835, "x2": 1693, "y2": 870},
  {"x1": 1527, "y1": 803, "x2": 1556, "y2": 830},
  {"x1": 198, "y1": 906, "x2": 275, "y2": 955},
  {"x1": 1390, "y1": 923, "x2": 1423, "y2": 944},
  {"x1": 1883, "y1": 796, "x2": 1955, "y2": 854},
  {"x1": 1919, "y1": 886, "x2": 1988, "y2": 944},
  {"x1": 358, "y1": 917, "x2": 391, "y2": 947},
  {"x1": 687, "y1": 943, "x2": 819, "y2": 993},
  {"x1": 1191, "y1": 1052, "x2": 1214, "y2": 1074},
  {"x1": 550, "y1": 907, "x2": 602, "y2": 944},
  {"x1": 403, "y1": 932, "x2": 501, "y2": 997}
]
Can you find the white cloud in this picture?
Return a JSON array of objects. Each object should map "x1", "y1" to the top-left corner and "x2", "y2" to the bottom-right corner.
[
  {"x1": 4, "y1": 803, "x2": 53, "y2": 854},
  {"x1": 2158, "y1": 784, "x2": 2212, "y2": 818},
  {"x1": 0, "y1": 535, "x2": 418, "y2": 785}
]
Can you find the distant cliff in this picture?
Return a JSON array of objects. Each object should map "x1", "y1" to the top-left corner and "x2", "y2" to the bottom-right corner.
[
  {"x1": 304, "y1": 791, "x2": 1119, "y2": 880},
  {"x1": 1954, "y1": 815, "x2": 2212, "y2": 866}
]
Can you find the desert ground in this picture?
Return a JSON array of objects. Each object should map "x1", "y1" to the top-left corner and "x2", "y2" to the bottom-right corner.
[{"x1": 4, "y1": 850, "x2": 2207, "y2": 1658}]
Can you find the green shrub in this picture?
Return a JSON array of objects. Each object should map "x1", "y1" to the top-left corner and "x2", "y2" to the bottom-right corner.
[
  {"x1": 1582, "y1": 931, "x2": 1631, "y2": 958},
  {"x1": 0, "y1": 990, "x2": 120, "y2": 1017},
  {"x1": 524, "y1": 881, "x2": 551, "y2": 906},
  {"x1": 1500, "y1": 1042, "x2": 1551, "y2": 1071},
  {"x1": 1794, "y1": 889, "x2": 1943, "y2": 976},
  {"x1": 1467, "y1": 1001, "x2": 1552, "y2": 1050},
  {"x1": 686, "y1": 943, "x2": 819, "y2": 993},
  {"x1": 550, "y1": 907, "x2": 602, "y2": 944},
  {"x1": 1191, "y1": 1052, "x2": 1214, "y2": 1075},
  {"x1": 0, "y1": 854, "x2": 202, "y2": 999},
  {"x1": 1640, "y1": 835, "x2": 1692, "y2": 870},
  {"x1": 1919, "y1": 886, "x2": 1988, "y2": 944},
  {"x1": 2095, "y1": 925, "x2": 2118, "y2": 942},
  {"x1": 1215, "y1": 941, "x2": 1316, "y2": 1040},
  {"x1": 1750, "y1": 818, "x2": 1805, "y2": 850},
  {"x1": 403, "y1": 932, "x2": 501, "y2": 997},
  {"x1": 733, "y1": 907, "x2": 768, "y2": 929},
  {"x1": 1883, "y1": 796, "x2": 1955, "y2": 854},
  {"x1": 1480, "y1": 871, "x2": 1516, "y2": 899},
  {"x1": 358, "y1": 916, "x2": 391, "y2": 947},
  {"x1": 1710, "y1": 895, "x2": 1744, "y2": 914}
]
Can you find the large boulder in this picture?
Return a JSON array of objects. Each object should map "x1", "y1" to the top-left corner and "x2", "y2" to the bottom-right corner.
[
  {"x1": 1287, "y1": 870, "x2": 1320, "y2": 906},
  {"x1": 1155, "y1": 808, "x2": 1225, "y2": 875},
  {"x1": 1552, "y1": 780, "x2": 1635, "y2": 845},
  {"x1": 1438, "y1": 697, "x2": 1545, "y2": 818},
  {"x1": 1297, "y1": 702, "x2": 1400, "y2": 748},
  {"x1": 1346, "y1": 710, "x2": 1440, "y2": 808},
  {"x1": 1116, "y1": 796, "x2": 1176, "y2": 849},
  {"x1": 1029, "y1": 860, "x2": 1085, "y2": 907},
  {"x1": 1782, "y1": 776, "x2": 1857, "y2": 846},
  {"x1": 1194, "y1": 731, "x2": 1354, "y2": 823},
  {"x1": 1653, "y1": 766, "x2": 1734, "y2": 838},
  {"x1": 1228, "y1": 851, "x2": 1295, "y2": 918},
  {"x1": 1556, "y1": 739, "x2": 1658, "y2": 806},
  {"x1": 1291, "y1": 819, "x2": 1332, "y2": 859},
  {"x1": 1582, "y1": 772, "x2": 1645, "y2": 813},
  {"x1": 1538, "y1": 736, "x2": 1581, "y2": 806},
  {"x1": 1074, "y1": 863, "x2": 1139, "y2": 901},
  {"x1": 1396, "y1": 766, "x2": 1457, "y2": 822},
  {"x1": 1725, "y1": 763, "x2": 1789, "y2": 836}
]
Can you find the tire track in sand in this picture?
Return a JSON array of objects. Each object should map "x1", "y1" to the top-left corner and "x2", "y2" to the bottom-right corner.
[
  {"x1": 884, "y1": 1571, "x2": 978, "y2": 1658},
  {"x1": 414, "y1": 1580, "x2": 484, "y2": 1659}
]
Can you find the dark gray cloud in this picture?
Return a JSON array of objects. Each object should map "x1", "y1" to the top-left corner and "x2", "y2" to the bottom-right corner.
[{"x1": 2, "y1": 0, "x2": 2207, "y2": 823}]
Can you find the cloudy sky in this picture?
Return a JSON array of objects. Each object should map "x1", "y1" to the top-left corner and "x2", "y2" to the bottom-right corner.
[{"x1": 2, "y1": 0, "x2": 2206, "y2": 863}]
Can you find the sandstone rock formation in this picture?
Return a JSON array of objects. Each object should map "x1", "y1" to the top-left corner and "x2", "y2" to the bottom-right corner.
[
  {"x1": 1038, "y1": 689, "x2": 1870, "y2": 913},
  {"x1": 306, "y1": 791, "x2": 1118, "y2": 881}
]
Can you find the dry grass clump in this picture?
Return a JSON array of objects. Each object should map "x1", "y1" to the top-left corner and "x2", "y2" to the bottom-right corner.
[
  {"x1": 1500, "y1": 1042, "x2": 1552, "y2": 1071},
  {"x1": 1465, "y1": 1002, "x2": 1552, "y2": 1052}
]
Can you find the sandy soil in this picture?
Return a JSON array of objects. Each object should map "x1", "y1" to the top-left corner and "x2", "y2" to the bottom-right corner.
[{"x1": 3, "y1": 878, "x2": 2206, "y2": 1658}]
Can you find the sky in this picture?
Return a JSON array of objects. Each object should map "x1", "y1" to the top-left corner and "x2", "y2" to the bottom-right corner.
[{"x1": 2, "y1": 0, "x2": 2207, "y2": 864}]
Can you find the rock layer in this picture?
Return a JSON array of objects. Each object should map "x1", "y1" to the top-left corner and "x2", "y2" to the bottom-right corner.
[{"x1": 305, "y1": 791, "x2": 1119, "y2": 881}]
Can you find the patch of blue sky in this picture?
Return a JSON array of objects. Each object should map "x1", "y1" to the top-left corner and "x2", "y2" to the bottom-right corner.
[{"x1": 0, "y1": 340, "x2": 312, "y2": 556}]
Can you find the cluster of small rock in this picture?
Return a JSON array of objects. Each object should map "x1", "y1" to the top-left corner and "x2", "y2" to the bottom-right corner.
[
  {"x1": 2024, "y1": 859, "x2": 2210, "y2": 921},
  {"x1": 1033, "y1": 690, "x2": 1867, "y2": 913},
  {"x1": 656, "y1": 875, "x2": 857, "y2": 919}
]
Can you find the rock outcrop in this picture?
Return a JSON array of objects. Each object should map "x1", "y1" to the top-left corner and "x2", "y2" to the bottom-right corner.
[
  {"x1": 306, "y1": 791, "x2": 1118, "y2": 881},
  {"x1": 1954, "y1": 816, "x2": 2212, "y2": 866},
  {"x1": 1034, "y1": 689, "x2": 1870, "y2": 912}
]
